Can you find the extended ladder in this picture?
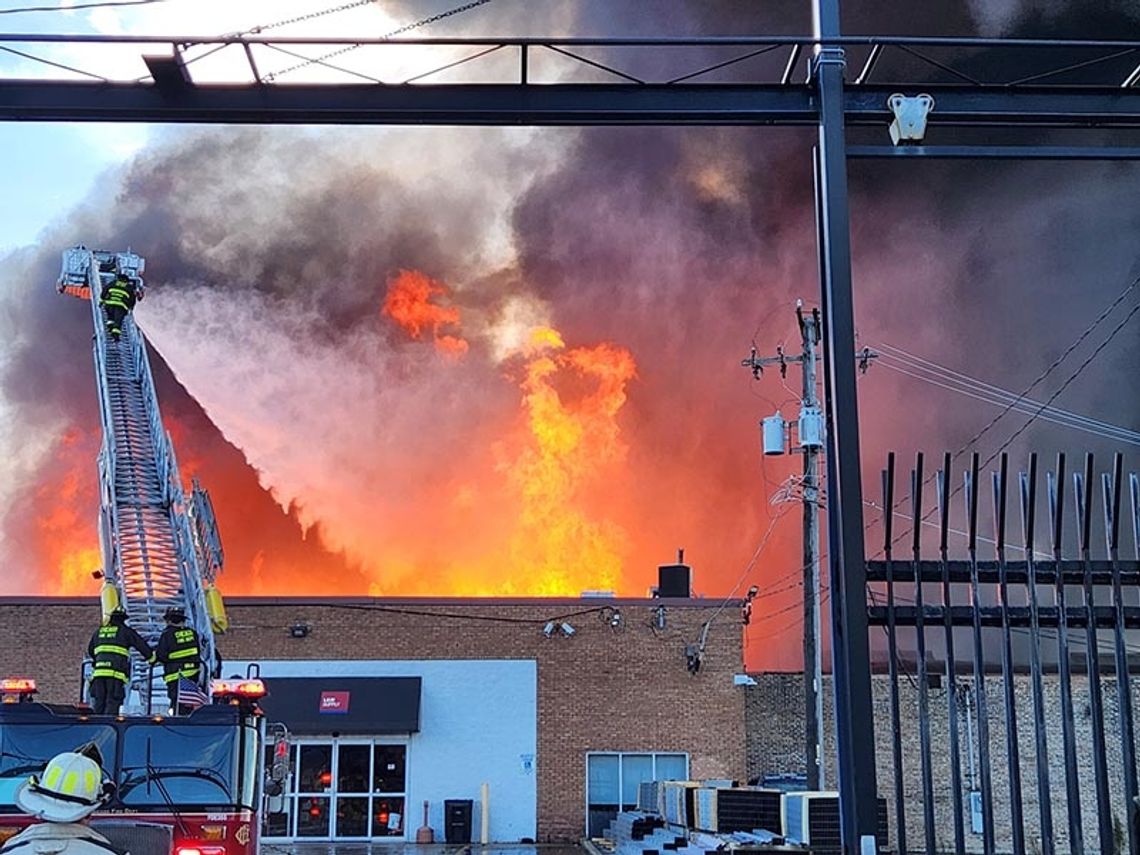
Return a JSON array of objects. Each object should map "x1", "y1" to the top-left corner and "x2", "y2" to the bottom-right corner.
[{"x1": 59, "y1": 246, "x2": 221, "y2": 711}]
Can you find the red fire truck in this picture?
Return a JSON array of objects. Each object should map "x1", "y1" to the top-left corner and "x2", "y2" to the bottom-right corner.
[{"x1": 0, "y1": 677, "x2": 281, "y2": 855}]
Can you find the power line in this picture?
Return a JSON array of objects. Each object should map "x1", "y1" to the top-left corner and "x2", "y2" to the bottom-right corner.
[
  {"x1": 875, "y1": 294, "x2": 1140, "y2": 557},
  {"x1": 864, "y1": 273, "x2": 1140, "y2": 545},
  {"x1": 877, "y1": 342, "x2": 1138, "y2": 439},
  {"x1": 876, "y1": 348, "x2": 1140, "y2": 446},
  {"x1": 0, "y1": 0, "x2": 173, "y2": 13},
  {"x1": 697, "y1": 503, "x2": 793, "y2": 639},
  {"x1": 262, "y1": 0, "x2": 495, "y2": 81}
]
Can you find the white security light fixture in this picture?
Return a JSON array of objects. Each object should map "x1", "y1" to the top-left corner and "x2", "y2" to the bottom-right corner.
[
  {"x1": 887, "y1": 93, "x2": 934, "y2": 145},
  {"x1": 560, "y1": 622, "x2": 576, "y2": 637},
  {"x1": 543, "y1": 621, "x2": 556, "y2": 638},
  {"x1": 733, "y1": 674, "x2": 758, "y2": 686}
]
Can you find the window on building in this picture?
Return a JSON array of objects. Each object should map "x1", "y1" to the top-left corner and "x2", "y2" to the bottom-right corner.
[{"x1": 585, "y1": 752, "x2": 689, "y2": 838}]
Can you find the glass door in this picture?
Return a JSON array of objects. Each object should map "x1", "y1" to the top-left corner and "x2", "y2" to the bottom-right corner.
[
  {"x1": 262, "y1": 738, "x2": 409, "y2": 841},
  {"x1": 295, "y1": 742, "x2": 334, "y2": 839},
  {"x1": 334, "y1": 742, "x2": 372, "y2": 839}
]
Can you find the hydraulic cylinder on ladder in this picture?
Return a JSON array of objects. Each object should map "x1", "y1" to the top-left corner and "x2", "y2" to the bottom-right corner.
[{"x1": 58, "y1": 246, "x2": 227, "y2": 712}]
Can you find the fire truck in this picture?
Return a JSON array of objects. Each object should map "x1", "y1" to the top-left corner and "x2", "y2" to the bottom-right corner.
[
  {"x1": 0, "y1": 248, "x2": 289, "y2": 853},
  {"x1": 0, "y1": 677, "x2": 285, "y2": 855}
]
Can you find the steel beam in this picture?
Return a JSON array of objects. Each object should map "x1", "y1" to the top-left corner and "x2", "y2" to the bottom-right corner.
[
  {"x1": 848, "y1": 145, "x2": 1140, "y2": 159},
  {"x1": 813, "y1": 1, "x2": 879, "y2": 852},
  {"x1": 2, "y1": 80, "x2": 1140, "y2": 126}
]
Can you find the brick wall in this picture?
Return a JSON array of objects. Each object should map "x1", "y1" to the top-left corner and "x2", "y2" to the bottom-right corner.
[
  {"x1": 0, "y1": 597, "x2": 746, "y2": 842},
  {"x1": 747, "y1": 672, "x2": 1140, "y2": 854}
]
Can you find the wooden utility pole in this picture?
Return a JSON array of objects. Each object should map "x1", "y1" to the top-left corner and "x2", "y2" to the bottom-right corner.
[{"x1": 743, "y1": 301, "x2": 872, "y2": 792}]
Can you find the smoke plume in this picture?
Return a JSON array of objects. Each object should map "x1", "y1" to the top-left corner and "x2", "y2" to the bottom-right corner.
[{"x1": 0, "y1": 2, "x2": 1137, "y2": 670}]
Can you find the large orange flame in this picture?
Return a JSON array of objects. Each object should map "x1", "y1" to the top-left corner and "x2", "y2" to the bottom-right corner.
[
  {"x1": 382, "y1": 269, "x2": 469, "y2": 357},
  {"x1": 33, "y1": 428, "x2": 101, "y2": 595},
  {"x1": 502, "y1": 327, "x2": 637, "y2": 594}
]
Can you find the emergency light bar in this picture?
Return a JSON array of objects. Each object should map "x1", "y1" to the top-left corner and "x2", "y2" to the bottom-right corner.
[
  {"x1": 1, "y1": 677, "x2": 37, "y2": 703},
  {"x1": 209, "y1": 678, "x2": 267, "y2": 699}
]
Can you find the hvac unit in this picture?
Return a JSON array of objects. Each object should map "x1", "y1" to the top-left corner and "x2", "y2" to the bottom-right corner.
[
  {"x1": 657, "y1": 563, "x2": 691, "y2": 598},
  {"x1": 692, "y1": 787, "x2": 782, "y2": 834},
  {"x1": 781, "y1": 791, "x2": 888, "y2": 850},
  {"x1": 661, "y1": 781, "x2": 700, "y2": 827}
]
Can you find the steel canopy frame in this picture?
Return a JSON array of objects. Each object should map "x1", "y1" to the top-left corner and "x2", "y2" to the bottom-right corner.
[
  {"x1": 5, "y1": 5, "x2": 1140, "y2": 853},
  {"x1": 3, "y1": 81, "x2": 1140, "y2": 126}
]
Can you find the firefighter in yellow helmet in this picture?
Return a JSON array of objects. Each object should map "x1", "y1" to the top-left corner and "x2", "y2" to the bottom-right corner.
[{"x1": 0, "y1": 743, "x2": 127, "y2": 855}]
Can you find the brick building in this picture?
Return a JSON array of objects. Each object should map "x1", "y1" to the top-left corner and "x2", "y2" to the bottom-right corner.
[
  {"x1": 0, "y1": 596, "x2": 747, "y2": 844},
  {"x1": 745, "y1": 672, "x2": 1140, "y2": 854}
]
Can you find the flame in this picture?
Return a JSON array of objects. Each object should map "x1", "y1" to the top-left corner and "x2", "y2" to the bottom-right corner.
[
  {"x1": 32, "y1": 428, "x2": 101, "y2": 596},
  {"x1": 382, "y1": 269, "x2": 468, "y2": 357},
  {"x1": 502, "y1": 329, "x2": 637, "y2": 594},
  {"x1": 26, "y1": 262, "x2": 796, "y2": 667},
  {"x1": 59, "y1": 547, "x2": 101, "y2": 596},
  {"x1": 375, "y1": 276, "x2": 638, "y2": 596}
]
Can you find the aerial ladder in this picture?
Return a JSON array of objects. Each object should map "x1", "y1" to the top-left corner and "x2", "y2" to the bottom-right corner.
[{"x1": 58, "y1": 246, "x2": 226, "y2": 711}]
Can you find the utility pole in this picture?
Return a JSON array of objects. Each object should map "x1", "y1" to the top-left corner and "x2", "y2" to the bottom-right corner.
[
  {"x1": 743, "y1": 301, "x2": 874, "y2": 794},
  {"x1": 798, "y1": 304, "x2": 825, "y2": 792}
]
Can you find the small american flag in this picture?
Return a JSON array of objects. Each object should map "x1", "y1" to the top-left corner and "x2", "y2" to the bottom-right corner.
[{"x1": 177, "y1": 678, "x2": 210, "y2": 709}]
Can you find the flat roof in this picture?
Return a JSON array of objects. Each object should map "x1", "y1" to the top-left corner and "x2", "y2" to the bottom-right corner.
[{"x1": 0, "y1": 595, "x2": 738, "y2": 608}]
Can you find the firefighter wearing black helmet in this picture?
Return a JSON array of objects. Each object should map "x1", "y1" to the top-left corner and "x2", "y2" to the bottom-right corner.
[
  {"x1": 86, "y1": 608, "x2": 154, "y2": 715},
  {"x1": 155, "y1": 607, "x2": 202, "y2": 714}
]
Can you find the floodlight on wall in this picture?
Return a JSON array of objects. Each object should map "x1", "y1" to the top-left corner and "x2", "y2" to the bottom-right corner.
[
  {"x1": 685, "y1": 643, "x2": 702, "y2": 674},
  {"x1": 289, "y1": 622, "x2": 310, "y2": 639},
  {"x1": 560, "y1": 622, "x2": 576, "y2": 637},
  {"x1": 543, "y1": 621, "x2": 556, "y2": 638}
]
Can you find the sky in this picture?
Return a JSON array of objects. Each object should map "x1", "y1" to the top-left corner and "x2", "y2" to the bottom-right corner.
[
  {"x1": 0, "y1": 1, "x2": 1137, "y2": 673},
  {"x1": 0, "y1": 0, "x2": 435, "y2": 252}
]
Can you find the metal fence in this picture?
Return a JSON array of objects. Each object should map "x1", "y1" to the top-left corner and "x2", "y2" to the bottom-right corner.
[{"x1": 866, "y1": 451, "x2": 1139, "y2": 855}]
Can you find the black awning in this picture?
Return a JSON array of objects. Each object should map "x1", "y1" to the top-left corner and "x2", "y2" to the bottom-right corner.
[{"x1": 259, "y1": 677, "x2": 421, "y2": 735}]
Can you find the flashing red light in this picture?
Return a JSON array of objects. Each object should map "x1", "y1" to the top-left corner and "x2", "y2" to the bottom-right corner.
[
  {"x1": 309, "y1": 806, "x2": 322, "y2": 817},
  {"x1": 209, "y1": 678, "x2": 267, "y2": 699},
  {"x1": 318, "y1": 772, "x2": 332, "y2": 787},
  {"x1": 274, "y1": 740, "x2": 289, "y2": 759},
  {"x1": 175, "y1": 846, "x2": 225, "y2": 855},
  {"x1": 0, "y1": 678, "x2": 36, "y2": 693}
]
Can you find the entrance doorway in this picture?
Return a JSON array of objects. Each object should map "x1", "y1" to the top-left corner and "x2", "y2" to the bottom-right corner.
[{"x1": 263, "y1": 738, "x2": 408, "y2": 841}]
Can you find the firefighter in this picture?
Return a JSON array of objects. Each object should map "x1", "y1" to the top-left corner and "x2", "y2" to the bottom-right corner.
[
  {"x1": 98, "y1": 272, "x2": 137, "y2": 341},
  {"x1": 1, "y1": 743, "x2": 126, "y2": 855},
  {"x1": 86, "y1": 608, "x2": 154, "y2": 716},
  {"x1": 155, "y1": 606, "x2": 201, "y2": 714}
]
